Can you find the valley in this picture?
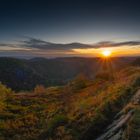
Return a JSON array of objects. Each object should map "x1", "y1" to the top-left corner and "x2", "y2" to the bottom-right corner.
[{"x1": 0, "y1": 57, "x2": 140, "y2": 140}]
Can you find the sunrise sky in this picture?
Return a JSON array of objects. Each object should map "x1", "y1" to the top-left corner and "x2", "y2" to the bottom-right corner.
[{"x1": 0, "y1": 0, "x2": 140, "y2": 58}]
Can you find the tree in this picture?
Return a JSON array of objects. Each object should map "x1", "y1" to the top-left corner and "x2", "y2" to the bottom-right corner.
[
  {"x1": 34, "y1": 85, "x2": 46, "y2": 94},
  {"x1": 0, "y1": 82, "x2": 13, "y2": 110}
]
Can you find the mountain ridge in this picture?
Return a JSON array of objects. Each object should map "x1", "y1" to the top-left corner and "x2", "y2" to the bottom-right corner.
[{"x1": 0, "y1": 57, "x2": 137, "y2": 91}]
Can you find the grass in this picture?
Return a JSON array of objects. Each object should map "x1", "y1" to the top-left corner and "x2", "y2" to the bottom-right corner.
[
  {"x1": 123, "y1": 107, "x2": 140, "y2": 139},
  {"x1": 0, "y1": 66, "x2": 140, "y2": 140}
]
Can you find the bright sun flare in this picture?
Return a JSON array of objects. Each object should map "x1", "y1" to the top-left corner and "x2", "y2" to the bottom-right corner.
[{"x1": 102, "y1": 50, "x2": 112, "y2": 57}]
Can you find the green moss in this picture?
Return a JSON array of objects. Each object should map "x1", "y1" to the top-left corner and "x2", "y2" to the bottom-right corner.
[{"x1": 123, "y1": 108, "x2": 140, "y2": 139}]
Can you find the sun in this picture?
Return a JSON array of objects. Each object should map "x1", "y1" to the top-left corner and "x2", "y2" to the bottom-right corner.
[{"x1": 101, "y1": 50, "x2": 112, "y2": 57}]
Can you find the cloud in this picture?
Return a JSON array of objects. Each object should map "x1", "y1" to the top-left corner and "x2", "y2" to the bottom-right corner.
[
  {"x1": 92, "y1": 41, "x2": 140, "y2": 48},
  {"x1": 21, "y1": 38, "x2": 140, "y2": 50},
  {"x1": 20, "y1": 38, "x2": 91, "y2": 50},
  {"x1": 0, "y1": 43, "x2": 34, "y2": 51},
  {"x1": 1, "y1": 37, "x2": 140, "y2": 51},
  {"x1": 110, "y1": 41, "x2": 140, "y2": 47},
  {"x1": 0, "y1": 37, "x2": 140, "y2": 58}
]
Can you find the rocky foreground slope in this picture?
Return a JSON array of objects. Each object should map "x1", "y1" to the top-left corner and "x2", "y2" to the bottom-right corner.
[
  {"x1": 96, "y1": 89, "x2": 140, "y2": 140},
  {"x1": 0, "y1": 66, "x2": 140, "y2": 140}
]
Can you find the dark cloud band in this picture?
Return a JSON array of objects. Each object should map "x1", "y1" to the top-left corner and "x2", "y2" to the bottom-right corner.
[{"x1": 0, "y1": 38, "x2": 140, "y2": 52}]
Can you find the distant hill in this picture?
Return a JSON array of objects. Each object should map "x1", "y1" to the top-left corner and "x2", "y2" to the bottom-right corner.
[
  {"x1": 0, "y1": 57, "x2": 136, "y2": 91},
  {"x1": 0, "y1": 57, "x2": 45, "y2": 91},
  {"x1": 132, "y1": 57, "x2": 140, "y2": 66}
]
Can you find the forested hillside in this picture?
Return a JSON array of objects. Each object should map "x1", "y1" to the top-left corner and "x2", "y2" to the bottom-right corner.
[
  {"x1": 0, "y1": 65, "x2": 140, "y2": 140},
  {"x1": 132, "y1": 57, "x2": 140, "y2": 66},
  {"x1": 0, "y1": 57, "x2": 134, "y2": 91}
]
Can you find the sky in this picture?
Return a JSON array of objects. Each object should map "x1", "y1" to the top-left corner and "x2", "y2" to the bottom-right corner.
[{"x1": 0, "y1": 0, "x2": 140, "y2": 58}]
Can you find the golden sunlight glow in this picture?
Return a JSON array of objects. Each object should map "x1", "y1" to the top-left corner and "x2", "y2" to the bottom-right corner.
[
  {"x1": 101, "y1": 50, "x2": 112, "y2": 57},
  {"x1": 72, "y1": 46, "x2": 140, "y2": 57}
]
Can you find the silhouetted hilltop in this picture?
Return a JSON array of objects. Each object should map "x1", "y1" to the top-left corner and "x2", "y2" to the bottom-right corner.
[
  {"x1": 132, "y1": 57, "x2": 140, "y2": 66},
  {"x1": 0, "y1": 57, "x2": 136, "y2": 91}
]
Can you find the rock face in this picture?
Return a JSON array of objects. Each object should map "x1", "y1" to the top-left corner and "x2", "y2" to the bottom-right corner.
[{"x1": 96, "y1": 89, "x2": 140, "y2": 140}]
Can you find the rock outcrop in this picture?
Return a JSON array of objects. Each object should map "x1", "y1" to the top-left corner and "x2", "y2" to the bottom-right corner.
[{"x1": 96, "y1": 89, "x2": 140, "y2": 140}]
